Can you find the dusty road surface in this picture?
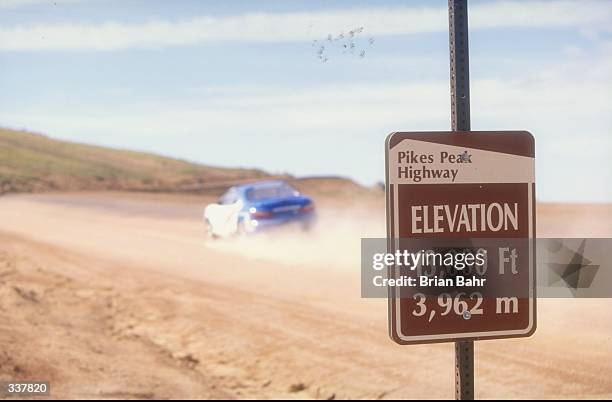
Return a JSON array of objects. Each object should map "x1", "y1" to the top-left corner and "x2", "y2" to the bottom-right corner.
[{"x1": 0, "y1": 192, "x2": 611, "y2": 399}]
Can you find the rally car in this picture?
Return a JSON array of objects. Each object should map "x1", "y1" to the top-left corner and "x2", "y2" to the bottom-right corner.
[{"x1": 204, "y1": 180, "x2": 316, "y2": 237}]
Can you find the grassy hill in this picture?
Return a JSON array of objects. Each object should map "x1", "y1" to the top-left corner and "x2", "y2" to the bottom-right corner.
[
  {"x1": 0, "y1": 127, "x2": 382, "y2": 199},
  {"x1": 0, "y1": 128, "x2": 269, "y2": 194}
]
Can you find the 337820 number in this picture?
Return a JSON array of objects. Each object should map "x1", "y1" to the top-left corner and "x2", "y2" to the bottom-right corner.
[{"x1": 1, "y1": 382, "x2": 49, "y2": 396}]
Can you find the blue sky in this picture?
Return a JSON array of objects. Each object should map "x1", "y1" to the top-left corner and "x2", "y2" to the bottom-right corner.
[{"x1": 0, "y1": 0, "x2": 611, "y2": 202}]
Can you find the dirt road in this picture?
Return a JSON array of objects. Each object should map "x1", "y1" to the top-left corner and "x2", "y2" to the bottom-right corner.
[{"x1": 0, "y1": 192, "x2": 611, "y2": 399}]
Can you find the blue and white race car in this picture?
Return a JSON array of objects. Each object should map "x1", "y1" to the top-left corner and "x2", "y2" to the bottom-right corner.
[{"x1": 204, "y1": 180, "x2": 316, "y2": 237}]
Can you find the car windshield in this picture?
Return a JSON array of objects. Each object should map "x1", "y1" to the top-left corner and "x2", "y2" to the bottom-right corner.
[{"x1": 246, "y1": 184, "x2": 296, "y2": 201}]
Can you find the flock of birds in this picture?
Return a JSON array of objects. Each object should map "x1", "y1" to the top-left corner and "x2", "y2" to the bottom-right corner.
[{"x1": 312, "y1": 26, "x2": 374, "y2": 63}]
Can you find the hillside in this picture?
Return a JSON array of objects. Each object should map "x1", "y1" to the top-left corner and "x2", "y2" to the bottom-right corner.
[
  {"x1": 0, "y1": 128, "x2": 381, "y2": 198},
  {"x1": 0, "y1": 128, "x2": 271, "y2": 195}
]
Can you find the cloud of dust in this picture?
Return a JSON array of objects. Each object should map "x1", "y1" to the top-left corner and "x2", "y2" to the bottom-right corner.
[{"x1": 205, "y1": 206, "x2": 385, "y2": 271}]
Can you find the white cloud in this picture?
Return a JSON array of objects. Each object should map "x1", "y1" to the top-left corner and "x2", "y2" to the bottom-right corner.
[
  {"x1": 470, "y1": 0, "x2": 612, "y2": 29},
  {"x1": 0, "y1": 0, "x2": 50, "y2": 8},
  {"x1": 0, "y1": 0, "x2": 611, "y2": 51},
  {"x1": 0, "y1": 0, "x2": 83, "y2": 9},
  {"x1": 0, "y1": 82, "x2": 450, "y2": 134}
]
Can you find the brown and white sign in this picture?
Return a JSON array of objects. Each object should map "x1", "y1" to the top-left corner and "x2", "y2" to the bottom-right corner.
[{"x1": 385, "y1": 131, "x2": 536, "y2": 345}]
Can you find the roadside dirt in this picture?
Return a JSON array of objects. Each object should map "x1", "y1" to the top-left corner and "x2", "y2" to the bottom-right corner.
[{"x1": 0, "y1": 192, "x2": 610, "y2": 399}]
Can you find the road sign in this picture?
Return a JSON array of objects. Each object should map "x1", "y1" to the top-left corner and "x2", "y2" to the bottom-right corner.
[{"x1": 385, "y1": 131, "x2": 536, "y2": 345}]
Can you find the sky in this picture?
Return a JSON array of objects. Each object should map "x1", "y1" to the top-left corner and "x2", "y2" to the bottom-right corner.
[{"x1": 0, "y1": 0, "x2": 611, "y2": 202}]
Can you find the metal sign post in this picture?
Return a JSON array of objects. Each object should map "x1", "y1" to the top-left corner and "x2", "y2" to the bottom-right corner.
[
  {"x1": 449, "y1": 1, "x2": 473, "y2": 399},
  {"x1": 384, "y1": 1, "x2": 536, "y2": 400}
]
